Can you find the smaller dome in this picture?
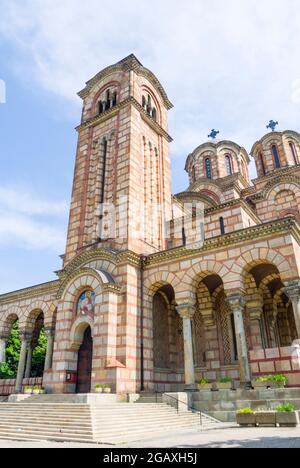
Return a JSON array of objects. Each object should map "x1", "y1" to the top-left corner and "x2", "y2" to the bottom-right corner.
[
  {"x1": 185, "y1": 140, "x2": 250, "y2": 185},
  {"x1": 251, "y1": 130, "x2": 300, "y2": 179}
]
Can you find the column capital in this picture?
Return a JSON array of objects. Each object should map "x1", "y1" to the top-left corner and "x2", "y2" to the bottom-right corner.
[
  {"x1": 19, "y1": 331, "x2": 33, "y2": 344},
  {"x1": 44, "y1": 327, "x2": 55, "y2": 338},
  {"x1": 284, "y1": 280, "x2": 300, "y2": 302},
  {"x1": 176, "y1": 302, "x2": 196, "y2": 319},
  {"x1": 227, "y1": 293, "x2": 246, "y2": 312}
]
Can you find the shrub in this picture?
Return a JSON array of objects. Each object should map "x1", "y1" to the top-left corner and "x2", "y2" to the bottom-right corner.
[
  {"x1": 237, "y1": 408, "x2": 254, "y2": 414},
  {"x1": 219, "y1": 377, "x2": 232, "y2": 384},
  {"x1": 276, "y1": 403, "x2": 295, "y2": 413},
  {"x1": 95, "y1": 384, "x2": 103, "y2": 389},
  {"x1": 198, "y1": 378, "x2": 210, "y2": 385},
  {"x1": 103, "y1": 384, "x2": 110, "y2": 389}
]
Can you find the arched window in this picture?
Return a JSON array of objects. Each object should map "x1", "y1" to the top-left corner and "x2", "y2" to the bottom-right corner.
[
  {"x1": 272, "y1": 144, "x2": 281, "y2": 169},
  {"x1": 225, "y1": 155, "x2": 232, "y2": 176},
  {"x1": 142, "y1": 95, "x2": 146, "y2": 109},
  {"x1": 98, "y1": 101, "x2": 104, "y2": 115},
  {"x1": 205, "y1": 158, "x2": 212, "y2": 179},
  {"x1": 219, "y1": 217, "x2": 225, "y2": 235},
  {"x1": 147, "y1": 95, "x2": 152, "y2": 115},
  {"x1": 289, "y1": 142, "x2": 298, "y2": 165},
  {"x1": 76, "y1": 290, "x2": 95, "y2": 316},
  {"x1": 259, "y1": 153, "x2": 266, "y2": 176},
  {"x1": 112, "y1": 92, "x2": 117, "y2": 107},
  {"x1": 152, "y1": 107, "x2": 157, "y2": 121},
  {"x1": 105, "y1": 90, "x2": 111, "y2": 110}
]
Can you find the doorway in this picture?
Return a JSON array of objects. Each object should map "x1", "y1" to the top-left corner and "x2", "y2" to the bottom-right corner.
[{"x1": 76, "y1": 326, "x2": 93, "y2": 394}]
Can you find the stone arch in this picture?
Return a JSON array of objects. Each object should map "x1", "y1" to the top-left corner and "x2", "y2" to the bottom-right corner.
[
  {"x1": 22, "y1": 300, "x2": 51, "y2": 332},
  {"x1": 58, "y1": 267, "x2": 115, "y2": 301},
  {"x1": 181, "y1": 261, "x2": 230, "y2": 297},
  {"x1": 263, "y1": 177, "x2": 300, "y2": 200},
  {"x1": 62, "y1": 249, "x2": 118, "y2": 279},
  {"x1": 236, "y1": 250, "x2": 293, "y2": 286},
  {"x1": 144, "y1": 271, "x2": 181, "y2": 297},
  {"x1": 70, "y1": 316, "x2": 94, "y2": 350},
  {"x1": 0, "y1": 306, "x2": 22, "y2": 337}
]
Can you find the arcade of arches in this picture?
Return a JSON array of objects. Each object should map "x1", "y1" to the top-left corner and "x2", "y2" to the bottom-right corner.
[{"x1": 1, "y1": 56, "x2": 300, "y2": 395}]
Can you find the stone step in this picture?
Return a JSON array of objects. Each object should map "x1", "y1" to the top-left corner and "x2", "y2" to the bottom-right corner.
[{"x1": 0, "y1": 429, "x2": 96, "y2": 444}]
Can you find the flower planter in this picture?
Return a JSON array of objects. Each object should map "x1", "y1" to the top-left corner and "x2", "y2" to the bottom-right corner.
[
  {"x1": 24, "y1": 388, "x2": 32, "y2": 395},
  {"x1": 33, "y1": 389, "x2": 40, "y2": 395},
  {"x1": 276, "y1": 412, "x2": 299, "y2": 427},
  {"x1": 95, "y1": 388, "x2": 103, "y2": 394},
  {"x1": 256, "y1": 412, "x2": 276, "y2": 427},
  {"x1": 197, "y1": 384, "x2": 212, "y2": 391},
  {"x1": 217, "y1": 382, "x2": 232, "y2": 390},
  {"x1": 104, "y1": 388, "x2": 111, "y2": 394},
  {"x1": 236, "y1": 413, "x2": 256, "y2": 427},
  {"x1": 39, "y1": 389, "x2": 46, "y2": 394},
  {"x1": 252, "y1": 380, "x2": 276, "y2": 389}
]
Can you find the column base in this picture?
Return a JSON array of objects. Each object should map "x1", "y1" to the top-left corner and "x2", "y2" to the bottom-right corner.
[{"x1": 184, "y1": 384, "x2": 198, "y2": 392}]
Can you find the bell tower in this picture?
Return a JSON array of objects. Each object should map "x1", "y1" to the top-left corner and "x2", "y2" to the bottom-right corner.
[{"x1": 64, "y1": 55, "x2": 173, "y2": 265}]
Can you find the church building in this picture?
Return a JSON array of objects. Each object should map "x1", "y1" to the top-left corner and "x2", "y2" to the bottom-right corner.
[{"x1": 1, "y1": 54, "x2": 300, "y2": 396}]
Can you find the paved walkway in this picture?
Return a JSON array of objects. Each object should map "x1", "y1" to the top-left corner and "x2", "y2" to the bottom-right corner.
[{"x1": 0, "y1": 427, "x2": 299, "y2": 448}]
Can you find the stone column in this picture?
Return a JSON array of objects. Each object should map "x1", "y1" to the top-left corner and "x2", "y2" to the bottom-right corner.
[
  {"x1": 24, "y1": 344, "x2": 33, "y2": 379},
  {"x1": 177, "y1": 303, "x2": 196, "y2": 390},
  {"x1": 15, "y1": 333, "x2": 31, "y2": 393},
  {"x1": 227, "y1": 294, "x2": 251, "y2": 386},
  {"x1": 44, "y1": 328, "x2": 55, "y2": 370},
  {"x1": 0, "y1": 336, "x2": 7, "y2": 363},
  {"x1": 284, "y1": 280, "x2": 300, "y2": 337}
]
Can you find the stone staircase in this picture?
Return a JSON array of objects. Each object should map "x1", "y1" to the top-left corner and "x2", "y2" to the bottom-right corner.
[
  {"x1": 0, "y1": 394, "x2": 224, "y2": 445},
  {"x1": 192, "y1": 388, "x2": 300, "y2": 422}
]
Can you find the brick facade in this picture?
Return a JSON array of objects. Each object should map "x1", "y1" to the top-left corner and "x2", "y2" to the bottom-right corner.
[{"x1": 1, "y1": 55, "x2": 300, "y2": 394}]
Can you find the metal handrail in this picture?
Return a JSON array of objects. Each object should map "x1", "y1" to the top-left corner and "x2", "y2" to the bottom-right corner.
[{"x1": 154, "y1": 391, "x2": 203, "y2": 428}]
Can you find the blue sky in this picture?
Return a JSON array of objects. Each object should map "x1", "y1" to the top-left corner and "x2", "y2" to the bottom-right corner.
[{"x1": 0, "y1": 0, "x2": 300, "y2": 293}]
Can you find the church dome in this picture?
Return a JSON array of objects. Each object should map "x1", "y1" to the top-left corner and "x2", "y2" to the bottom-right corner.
[
  {"x1": 251, "y1": 130, "x2": 300, "y2": 179},
  {"x1": 185, "y1": 140, "x2": 250, "y2": 185}
]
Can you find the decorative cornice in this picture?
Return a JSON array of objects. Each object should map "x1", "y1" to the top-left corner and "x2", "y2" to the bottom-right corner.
[
  {"x1": 76, "y1": 97, "x2": 172, "y2": 142},
  {"x1": 58, "y1": 248, "x2": 141, "y2": 280},
  {"x1": 78, "y1": 54, "x2": 173, "y2": 110},
  {"x1": 0, "y1": 280, "x2": 60, "y2": 306},
  {"x1": 143, "y1": 217, "x2": 300, "y2": 267}
]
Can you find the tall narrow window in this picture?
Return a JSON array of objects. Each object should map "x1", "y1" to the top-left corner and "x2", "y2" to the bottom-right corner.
[
  {"x1": 259, "y1": 153, "x2": 266, "y2": 176},
  {"x1": 272, "y1": 144, "x2": 281, "y2": 169},
  {"x1": 219, "y1": 217, "x2": 225, "y2": 235},
  {"x1": 142, "y1": 95, "x2": 146, "y2": 109},
  {"x1": 205, "y1": 158, "x2": 212, "y2": 179},
  {"x1": 98, "y1": 101, "x2": 104, "y2": 115},
  {"x1": 289, "y1": 142, "x2": 298, "y2": 165},
  {"x1": 112, "y1": 92, "x2": 117, "y2": 107},
  {"x1": 225, "y1": 155, "x2": 232, "y2": 176},
  {"x1": 105, "y1": 90, "x2": 110, "y2": 110},
  {"x1": 152, "y1": 108, "x2": 157, "y2": 121}
]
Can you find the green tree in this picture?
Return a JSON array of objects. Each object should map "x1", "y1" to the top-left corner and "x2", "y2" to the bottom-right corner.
[
  {"x1": 0, "y1": 321, "x2": 47, "y2": 379},
  {"x1": 31, "y1": 328, "x2": 47, "y2": 377}
]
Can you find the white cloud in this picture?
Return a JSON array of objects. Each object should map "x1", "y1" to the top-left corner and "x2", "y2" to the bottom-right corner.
[
  {"x1": 0, "y1": 186, "x2": 67, "y2": 251},
  {"x1": 0, "y1": 0, "x2": 300, "y2": 161},
  {"x1": 0, "y1": 186, "x2": 68, "y2": 216}
]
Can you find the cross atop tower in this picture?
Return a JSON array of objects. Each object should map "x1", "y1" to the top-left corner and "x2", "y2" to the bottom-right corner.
[
  {"x1": 208, "y1": 129, "x2": 220, "y2": 140},
  {"x1": 266, "y1": 120, "x2": 279, "y2": 132}
]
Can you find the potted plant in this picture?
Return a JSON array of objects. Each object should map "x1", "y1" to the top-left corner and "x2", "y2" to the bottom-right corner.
[
  {"x1": 236, "y1": 408, "x2": 256, "y2": 427},
  {"x1": 95, "y1": 384, "x2": 103, "y2": 394},
  {"x1": 33, "y1": 385, "x2": 40, "y2": 395},
  {"x1": 39, "y1": 386, "x2": 46, "y2": 394},
  {"x1": 197, "y1": 378, "x2": 212, "y2": 391},
  {"x1": 24, "y1": 386, "x2": 33, "y2": 395},
  {"x1": 255, "y1": 410, "x2": 277, "y2": 427},
  {"x1": 276, "y1": 403, "x2": 299, "y2": 427},
  {"x1": 103, "y1": 384, "x2": 111, "y2": 394},
  {"x1": 272, "y1": 374, "x2": 288, "y2": 388},
  {"x1": 217, "y1": 377, "x2": 233, "y2": 390}
]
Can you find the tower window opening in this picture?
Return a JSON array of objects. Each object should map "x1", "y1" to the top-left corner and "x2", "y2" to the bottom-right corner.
[
  {"x1": 205, "y1": 158, "x2": 212, "y2": 179},
  {"x1": 272, "y1": 144, "x2": 281, "y2": 169},
  {"x1": 225, "y1": 155, "x2": 233, "y2": 176},
  {"x1": 152, "y1": 107, "x2": 157, "y2": 121},
  {"x1": 289, "y1": 142, "x2": 298, "y2": 165},
  {"x1": 105, "y1": 90, "x2": 111, "y2": 110},
  {"x1": 259, "y1": 152, "x2": 266, "y2": 176},
  {"x1": 98, "y1": 101, "x2": 104, "y2": 115},
  {"x1": 112, "y1": 91, "x2": 117, "y2": 107},
  {"x1": 219, "y1": 217, "x2": 225, "y2": 235},
  {"x1": 142, "y1": 95, "x2": 146, "y2": 109}
]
